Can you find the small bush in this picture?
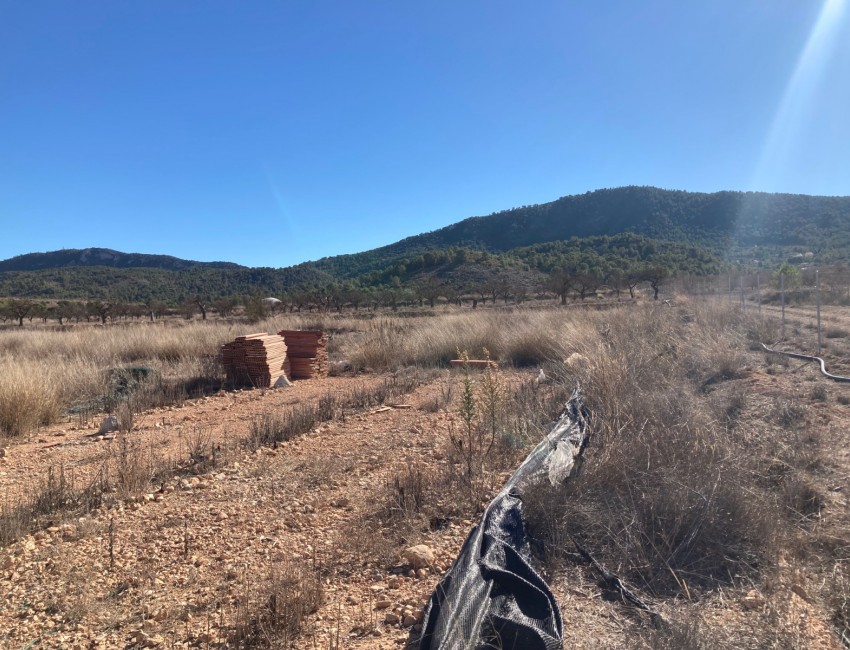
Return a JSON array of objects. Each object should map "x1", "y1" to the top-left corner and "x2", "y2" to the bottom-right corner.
[
  {"x1": 526, "y1": 305, "x2": 780, "y2": 597},
  {"x1": 386, "y1": 463, "x2": 428, "y2": 520},
  {"x1": 641, "y1": 612, "x2": 712, "y2": 650},
  {"x1": 810, "y1": 384, "x2": 828, "y2": 401},
  {"x1": 0, "y1": 363, "x2": 62, "y2": 436},
  {"x1": 775, "y1": 399, "x2": 807, "y2": 429},
  {"x1": 230, "y1": 562, "x2": 323, "y2": 647},
  {"x1": 720, "y1": 391, "x2": 748, "y2": 428},
  {"x1": 825, "y1": 327, "x2": 849, "y2": 339},
  {"x1": 829, "y1": 565, "x2": 850, "y2": 645}
]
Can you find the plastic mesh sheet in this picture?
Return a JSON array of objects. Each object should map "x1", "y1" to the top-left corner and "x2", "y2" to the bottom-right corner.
[{"x1": 410, "y1": 391, "x2": 589, "y2": 650}]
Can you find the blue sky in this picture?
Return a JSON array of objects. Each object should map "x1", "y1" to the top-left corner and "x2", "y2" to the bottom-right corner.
[{"x1": 2, "y1": 1, "x2": 849, "y2": 267}]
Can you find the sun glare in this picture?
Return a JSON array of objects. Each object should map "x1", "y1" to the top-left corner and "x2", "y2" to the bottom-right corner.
[{"x1": 750, "y1": 0, "x2": 847, "y2": 191}]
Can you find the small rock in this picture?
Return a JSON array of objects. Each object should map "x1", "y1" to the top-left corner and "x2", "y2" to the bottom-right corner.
[
  {"x1": 790, "y1": 584, "x2": 808, "y2": 601},
  {"x1": 403, "y1": 545, "x2": 435, "y2": 569},
  {"x1": 375, "y1": 599, "x2": 392, "y2": 610},
  {"x1": 98, "y1": 415, "x2": 120, "y2": 434},
  {"x1": 416, "y1": 568, "x2": 428, "y2": 579},
  {"x1": 741, "y1": 589, "x2": 766, "y2": 610},
  {"x1": 403, "y1": 614, "x2": 417, "y2": 627},
  {"x1": 384, "y1": 612, "x2": 400, "y2": 625},
  {"x1": 273, "y1": 375, "x2": 293, "y2": 388}
]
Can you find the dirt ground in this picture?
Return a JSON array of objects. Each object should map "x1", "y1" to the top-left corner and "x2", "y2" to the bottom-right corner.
[{"x1": 1, "y1": 305, "x2": 848, "y2": 649}]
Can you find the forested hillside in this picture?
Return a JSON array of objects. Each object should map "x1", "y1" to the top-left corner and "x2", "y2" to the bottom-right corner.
[
  {"x1": 308, "y1": 186, "x2": 850, "y2": 278},
  {"x1": 0, "y1": 248, "x2": 242, "y2": 272},
  {"x1": 1, "y1": 186, "x2": 848, "y2": 307}
]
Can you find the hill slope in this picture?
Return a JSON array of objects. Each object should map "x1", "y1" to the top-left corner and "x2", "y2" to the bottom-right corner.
[
  {"x1": 0, "y1": 248, "x2": 243, "y2": 272},
  {"x1": 311, "y1": 186, "x2": 850, "y2": 279},
  {"x1": 2, "y1": 186, "x2": 849, "y2": 303}
]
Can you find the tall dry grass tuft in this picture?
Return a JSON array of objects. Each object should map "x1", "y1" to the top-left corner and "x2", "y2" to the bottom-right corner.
[
  {"x1": 0, "y1": 321, "x2": 240, "y2": 436},
  {"x1": 0, "y1": 361, "x2": 63, "y2": 436},
  {"x1": 344, "y1": 310, "x2": 586, "y2": 370},
  {"x1": 525, "y1": 302, "x2": 782, "y2": 596},
  {"x1": 229, "y1": 562, "x2": 323, "y2": 647}
]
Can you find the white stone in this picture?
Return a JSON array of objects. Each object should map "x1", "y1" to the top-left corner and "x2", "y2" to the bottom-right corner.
[{"x1": 403, "y1": 545, "x2": 435, "y2": 569}]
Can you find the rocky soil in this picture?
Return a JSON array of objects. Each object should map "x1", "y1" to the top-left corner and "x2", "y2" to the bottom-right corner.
[{"x1": 1, "y1": 316, "x2": 849, "y2": 649}]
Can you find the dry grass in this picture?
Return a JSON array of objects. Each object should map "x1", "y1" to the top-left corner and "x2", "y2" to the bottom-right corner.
[
  {"x1": 344, "y1": 310, "x2": 575, "y2": 370},
  {"x1": 229, "y1": 561, "x2": 324, "y2": 648},
  {"x1": 339, "y1": 369, "x2": 574, "y2": 574},
  {"x1": 525, "y1": 301, "x2": 794, "y2": 597},
  {"x1": 0, "y1": 361, "x2": 64, "y2": 436},
  {"x1": 0, "y1": 310, "x2": 431, "y2": 437},
  {"x1": 0, "y1": 322, "x2": 238, "y2": 436}
]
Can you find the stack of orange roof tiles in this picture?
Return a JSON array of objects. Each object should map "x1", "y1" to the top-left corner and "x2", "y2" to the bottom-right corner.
[
  {"x1": 278, "y1": 330, "x2": 328, "y2": 379},
  {"x1": 221, "y1": 333, "x2": 290, "y2": 388}
]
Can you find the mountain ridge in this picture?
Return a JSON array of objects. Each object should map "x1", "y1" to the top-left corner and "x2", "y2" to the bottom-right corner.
[
  {"x1": 0, "y1": 248, "x2": 244, "y2": 272},
  {"x1": 2, "y1": 186, "x2": 850, "y2": 303}
]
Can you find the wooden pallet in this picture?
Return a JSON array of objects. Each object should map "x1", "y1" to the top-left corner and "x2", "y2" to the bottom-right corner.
[
  {"x1": 222, "y1": 333, "x2": 289, "y2": 388},
  {"x1": 278, "y1": 330, "x2": 328, "y2": 379}
]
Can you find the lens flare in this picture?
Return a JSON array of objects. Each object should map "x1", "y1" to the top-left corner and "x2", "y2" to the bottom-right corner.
[{"x1": 751, "y1": 0, "x2": 847, "y2": 191}]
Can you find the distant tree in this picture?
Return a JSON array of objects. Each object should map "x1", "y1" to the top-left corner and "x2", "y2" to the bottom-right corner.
[
  {"x1": 513, "y1": 284, "x2": 528, "y2": 304},
  {"x1": 291, "y1": 291, "x2": 307, "y2": 313},
  {"x1": 7, "y1": 299, "x2": 33, "y2": 326},
  {"x1": 573, "y1": 273, "x2": 600, "y2": 300},
  {"x1": 625, "y1": 269, "x2": 643, "y2": 299},
  {"x1": 329, "y1": 285, "x2": 346, "y2": 312},
  {"x1": 31, "y1": 302, "x2": 48, "y2": 323},
  {"x1": 180, "y1": 300, "x2": 197, "y2": 320},
  {"x1": 417, "y1": 276, "x2": 443, "y2": 308},
  {"x1": 441, "y1": 283, "x2": 460, "y2": 307},
  {"x1": 607, "y1": 269, "x2": 625, "y2": 299},
  {"x1": 195, "y1": 297, "x2": 208, "y2": 320},
  {"x1": 496, "y1": 275, "x2": 513, "y2": 304},
  {"x1": 547, "y1": 270, "x2": 573, "y2": 305},
  {"x1": 343, "y1": 285, "x2": 365, "y2": 311},
  {"x1": 147, "y1": 300, "x2": 167, "y2": 321},
  {"x1": 771, "y1": 263, "x2": 802, "y2": 289},
  {"x1": 212, "y1": 297, "x2": 237, "y2": 318},
  {"x1": 87, "y1": 301, "x2": 112, "y2": 324},
  {"x1": 639, "y1": 265, "x2": 671, "y2": 300},
  {"x1": 244, "y1": 296, "x2": 269, "y2": 322}
]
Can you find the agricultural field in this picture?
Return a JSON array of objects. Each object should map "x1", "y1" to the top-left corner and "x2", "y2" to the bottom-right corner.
[{"x1": 0, "y1": 299, "x2": 848, "y2": 649}]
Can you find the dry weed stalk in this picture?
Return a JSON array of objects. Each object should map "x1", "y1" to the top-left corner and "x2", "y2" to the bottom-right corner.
[{"x1": 526, "y1": 303, "x2": 796, "y2": 599}]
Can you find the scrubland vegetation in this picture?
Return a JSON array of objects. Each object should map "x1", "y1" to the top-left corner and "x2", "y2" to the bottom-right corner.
[{"x1": 0, "y1": 297, "x2": 848, "y2": 647}]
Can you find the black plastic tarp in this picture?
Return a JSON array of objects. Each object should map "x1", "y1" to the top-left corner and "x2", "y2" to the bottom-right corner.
[{"x1": 410, "y1": 391, "x2": 589, "y2": 650}]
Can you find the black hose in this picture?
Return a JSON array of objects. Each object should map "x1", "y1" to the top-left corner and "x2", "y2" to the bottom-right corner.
[{"x1": 760, "y1": 343, "x2": 850, "y2": 383}]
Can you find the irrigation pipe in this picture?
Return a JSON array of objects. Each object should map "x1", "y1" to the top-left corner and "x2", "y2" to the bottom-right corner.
[{"x1": 760, "y1": 344, "x2": 850, "y2": 383}]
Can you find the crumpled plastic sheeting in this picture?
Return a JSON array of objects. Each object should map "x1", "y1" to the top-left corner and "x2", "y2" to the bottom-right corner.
[{"x1": 409, "y1": 391, "x2": 589, "y2": 650}]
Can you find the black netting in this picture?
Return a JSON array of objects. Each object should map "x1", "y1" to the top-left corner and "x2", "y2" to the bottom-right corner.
[{"x1": 410, "y1": 391, "x2": 588, "y2": 650}]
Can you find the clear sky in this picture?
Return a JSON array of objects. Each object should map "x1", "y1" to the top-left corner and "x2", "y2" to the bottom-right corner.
[{"x1": 2, "y1": 1, "x2": 849, "y2": 267}]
